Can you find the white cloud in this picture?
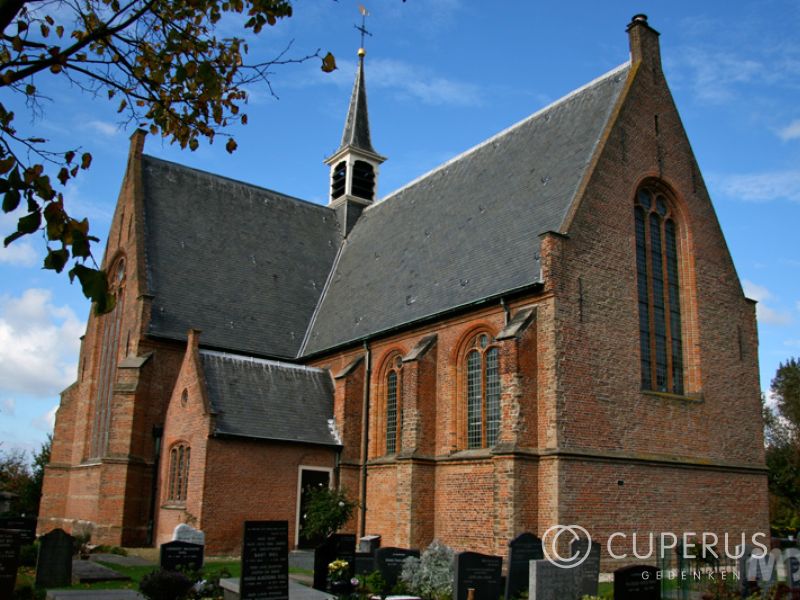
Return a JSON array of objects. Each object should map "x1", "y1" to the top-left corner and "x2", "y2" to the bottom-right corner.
[
  {"x1": 778, "y1": 119, "x2": 800, "y2": 141},
  {"x1": 1, "y1": 398, "x2": 15, "y2": 416},
  {"x1": 87, "y1": 120, "x2": 120, "y2": 137},
  {"x1": 713, "y1": 170, "x2": 800, "y2": 203},
  {"x1": 32, "y1": 404, "x2": 58, "y2": 433},
  {"x1": 742, "y1": 280, "x2": 793, "y2": 326},
  {"x1": 0, "y1": 289, "x2": 84, "y2": 398},
  {"x1": 784, "y1": 339, "x2": 800, "y2": 348},
  {"x1": 0, "y1": 240, "x2": 38, "y2": 267}
]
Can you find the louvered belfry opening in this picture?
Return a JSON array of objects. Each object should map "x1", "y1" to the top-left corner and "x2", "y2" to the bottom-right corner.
[
  {"x1": 351, "y1": 160, "x2": 375, "y2": 200},
  {"x1": 331, "y1": 161, "x2": 347, "y2": 200}
]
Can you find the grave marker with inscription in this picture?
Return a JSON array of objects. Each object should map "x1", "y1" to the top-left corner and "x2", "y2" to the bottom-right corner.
[
  {"x1": 785, "y1": 549, "x2": 800, "y2": 590},
  {"x1": 570, "y1": 538, "x2": 600, "y2": 598},
  {"x1": 0, "y1": 517, "x2": 36, "y2": 545},
  {"x1": 240, "y1": 520, "x2": 288, "y2": 600},
  {"x1": 453, "y1": 551, "x2": 503, "y2": 600},
  {"x1": 173, "y1": 523, "x2": 206, "y2": 546},
  {"x1": 529, "y1": 559, "x2": 580, "y2": 600},
  {"x1": 613, "y1": 565, "x2": 660, "y2": 600},
  {"x1": 0, "y1": 529, "x2": 21, "y2": 598},
  {"x1": 504, "y1": 533, "x2": 543, "y2": 600},
  {"x1": 35, "y1": 528, "x2": 74, "y2": 588},
  {"x1": 160, "y1": 540, "x2": 204, "y2": 572},
  {"x1": 375, "y1": 547, "x2": 420, "y2": 589}
]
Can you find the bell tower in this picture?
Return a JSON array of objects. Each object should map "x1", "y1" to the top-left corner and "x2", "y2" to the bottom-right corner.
[{"x1": 325, "y1": 44, "x2": 386, "y2": 236}]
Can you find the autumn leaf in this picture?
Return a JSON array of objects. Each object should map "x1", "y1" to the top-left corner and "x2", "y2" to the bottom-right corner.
[{"x1": 321, "y1": 52, "x2": 337, "y2": 73}]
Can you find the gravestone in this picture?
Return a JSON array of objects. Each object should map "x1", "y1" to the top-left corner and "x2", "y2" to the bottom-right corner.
[
  {"x1": 613, "y1": 565, "x2": 660, "y2": 600},
  {"x1": 504, "y1": 533, "x2": 543, "y2": 600},
  {"x1": 783, "y1": 549, "x2": 800, "y2": 591},
  {"x1": 740, "y1": 545, "x2": 778, "y2": 597},
  {"x1": 375, "y1": 547, "x2": 420, "y2": 589},
  {"x1": 240, "y1": 520, "x2": 288, "y2": 600},
  {"x1": 570, "y1": 538, "x2": 600, "y2": 598},
  {"x1": 312, "y1": 533, "x2": 356, "y2": 591},
  {"x1": 0, "y1": 529, "x2": 21, "y2": 598},
  {"x1": 160, "y1": 540, "x2": 204, "y2": 572},
  {"x1": 173, "y1": 523, "x2": 206, "y2": 546},
  {"x1": 0, "y1": 516, "x2": 36, "y2": 545},
  {"x1": 359, "y1": 535, "x2": 381, "y2": 554},
  {"x1": 529, "y1": 559, "x2": 581, "y2": 600},
  {"x1": 355, "y1": 553, "x2": 375, "y2": 576},
  {"x1": 453, "y1": 551, "x2": 503, "y2": 600},
  {"x1": 35, "y1": 528, "x2": 74, "y2": 588}
]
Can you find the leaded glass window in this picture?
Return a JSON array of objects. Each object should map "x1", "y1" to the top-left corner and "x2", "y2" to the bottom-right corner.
[
  {"x1": 464, "y1": 334, "x2": 501, "y2": 449},
  {"x1": 635, "y1": 186, "x2": 684, "y2": 395},
  {"x1": 384, "y1": 355, "x2": 402, "y2": 455},
  {"x1": 168, "y1": 444, "x2": 190, "y2": 502}
]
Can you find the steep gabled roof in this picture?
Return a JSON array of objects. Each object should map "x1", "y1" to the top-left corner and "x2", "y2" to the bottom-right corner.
[
  {"x1": 301, "y1": 63, "x2": 631, "y2": 356},
  {"x1": 141, "y1": 156, "x2": 342, "y2": 359},
  {"x1": 200, "y1": 350, "x2": 338, "y2": 445}
]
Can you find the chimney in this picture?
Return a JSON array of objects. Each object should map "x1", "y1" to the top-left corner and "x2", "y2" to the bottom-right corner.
[{"x1": 627, "y1": 14, "x2": 662, "y2": 71}]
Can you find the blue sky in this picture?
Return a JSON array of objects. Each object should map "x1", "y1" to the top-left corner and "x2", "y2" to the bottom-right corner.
[{"x1": 1, "y1": 0, "x2": 799, "y2": 456}]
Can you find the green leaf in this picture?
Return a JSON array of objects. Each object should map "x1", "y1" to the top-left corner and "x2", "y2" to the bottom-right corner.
[
  {"x1": 17, "y1": 210, "x2": 41, "y2": 234},
  {"x1": 69, "y1": 264, "x2": 115, "y2": 314},
  {"x1": 43, "y1": 248, "x2": 69, "y2": 272},
  {"x1": 3, "y1": 188, "x2": 20, "y2": 212},
  {"x1": 3, "y1": 230, "x2": 23, "y2": 247}
]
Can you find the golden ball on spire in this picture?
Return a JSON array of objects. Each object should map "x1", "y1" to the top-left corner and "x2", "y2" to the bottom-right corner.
[{"x1": 358, "y1": 47, "x2": 366, "y2": 57}]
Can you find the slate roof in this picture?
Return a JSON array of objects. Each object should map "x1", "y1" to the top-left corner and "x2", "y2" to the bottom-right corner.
[
  {"x1": 333, "y1": 55, "x2": 377, "y2": 157},
  {"x1": 301, "y1": 63, "x2": 631, "y2": 356},
  {"x1": 141, "y1": 156, "x2": 341, "y2": 359},
  {"x1": 200, "y1": 350, "x2": 338, "y2": 445}
]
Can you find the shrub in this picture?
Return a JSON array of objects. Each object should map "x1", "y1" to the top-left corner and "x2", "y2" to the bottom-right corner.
[
  {"x1": 139, "y1": 568, "x2": 194, "y2": 600},
  {"x1": 400, "y1": 540, "x2": 454, "y2": 600},
  {"x1": 17, "y1": 541, "x2": 38, "y2": 567},
  {"x1": 302, "y1": 487, "x2": 356, "y2": 540}
]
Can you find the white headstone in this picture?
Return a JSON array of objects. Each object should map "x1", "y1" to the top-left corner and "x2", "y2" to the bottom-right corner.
[{"x1": 173, "y1": 523, "x2": 205, "y2": 546}]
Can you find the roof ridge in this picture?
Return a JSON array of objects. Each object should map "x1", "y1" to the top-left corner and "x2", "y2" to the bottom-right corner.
[
  {"x1": 367, "y1": 61, "x2": 631, "y2": 213},
  {"x1": 200, "y1": 349, "x2": 326, "y2": 373},
  {"x1": 142, "y1": 154, "x2": 332, "y2": 212}
]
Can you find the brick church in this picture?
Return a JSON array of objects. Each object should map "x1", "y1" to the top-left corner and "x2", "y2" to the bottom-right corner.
[{"x1": 39, "y1": 15, "x2": 769, "y2": 556}]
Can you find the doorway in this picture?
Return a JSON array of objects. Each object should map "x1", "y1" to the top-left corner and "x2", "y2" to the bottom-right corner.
[{"x1": 296, "y1": 466, "x2": 332, "y2": 549}]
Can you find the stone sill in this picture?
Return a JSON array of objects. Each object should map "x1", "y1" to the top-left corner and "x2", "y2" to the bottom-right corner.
[
  {"x1": 160, "y1": 503, "x2": 187, "y2": 510},
  {"x1": 642, "y1": 389, "x2": 703, "y2": 403}
]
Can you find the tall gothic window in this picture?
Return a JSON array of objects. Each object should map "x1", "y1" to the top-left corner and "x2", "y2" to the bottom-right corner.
[
  {"x1": 90, "y1": 257, "x2": 126, "y2": 458},
  {"x1": 167, "y1": 443, "x2": 191, "y2": 502},
  {"x1": 385, "y1": 355, "x2": 402, "y2": 455},
  {"x1": 465, "y1": 333, "x2": 501, "y2": 449},
  {"x1": 635, "y1": 186, "x2": 684, "y2": 395}
]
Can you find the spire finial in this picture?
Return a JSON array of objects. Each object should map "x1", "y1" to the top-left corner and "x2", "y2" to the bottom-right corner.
[{"x1": 355, "y1": 5, "x2": 372, "y2": 56}]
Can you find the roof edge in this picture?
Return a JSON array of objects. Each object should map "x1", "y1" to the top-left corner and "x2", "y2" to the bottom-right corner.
[
  {"x1": 211, "y1": 430, "x2": 342, "y2": 447},
  {"x1": 200, "y1": 349, "x2": 327, "y2": 374}
]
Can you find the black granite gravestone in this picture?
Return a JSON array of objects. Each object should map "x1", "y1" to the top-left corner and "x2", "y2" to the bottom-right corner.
[
  {"x1": 453, "y1": 551, "x2": 503, "y2": 600},
  {"x1": 312, "y1": 533, "x2": 356, "y2": 590},
  {"x1": 35, "y1": 528, "x2": 74, "y2": 588},
  {"x1": 240, "y1": 520, "x2": 288, "y2": 600},
  {"x1": 0, "y1": 529, "x2": 21, "y2": 598},
  {"x1": 0, "y1": 517, "x2": 36, "y2": 545},
  {"x1": 613, "y1": 565, "x2": 660, "y2": 600},
  {"x1": 570, "y1": 538, "x2": 600, "y2": 598},
  {"x1": 504, "y1": 533, "x2": 543, "y2": 600},
  {"x1": 160, "y1": 540, "x2": 204, "y2": 572},
  {"x1": 375, "y1": 547, "x2": 420, "y2": 588}
]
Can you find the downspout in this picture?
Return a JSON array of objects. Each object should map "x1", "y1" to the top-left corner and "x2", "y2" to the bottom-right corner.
[
  {"x1": 359, "y1": 340, "x2": 371, "y2": 537},
  {"x1": 146, "y1": 425, "x2": 163, "y2": 546}
]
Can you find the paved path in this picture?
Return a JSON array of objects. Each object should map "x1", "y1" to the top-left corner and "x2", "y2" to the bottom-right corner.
[
  {"x1": 72, "y1": 560, "x2": 131, "y2": 583},
  {"x1": 47, "y1": 591, "x2": 144, "y2": 600},
  {"x1": 90, "y1": 553, "x2": 154, "y2": 567}
]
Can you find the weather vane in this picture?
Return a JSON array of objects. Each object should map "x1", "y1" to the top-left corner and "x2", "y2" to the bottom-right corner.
[{"x1": 355, "y1": 5, "x2": 372, "y2": 53}]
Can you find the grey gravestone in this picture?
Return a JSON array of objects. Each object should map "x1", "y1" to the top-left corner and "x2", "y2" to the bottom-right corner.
[
  {"x1": 375, "y1": 547, "x2": 420, "y2": 589},
  {"x1": 0, "y1": 529, "x2": 21, "y2": 597},
  {"x1": 504, "y1": 533, "x2": 543, "y2": 600},
  {"x1": 613, "y1": 565, "x2": 660, "y2": 600},
  {"x1": 36, "y1": 528, "x2": 74, "y2": 588},
  {"x1": 0, "y1": 516, "x2": 36, "y2": 545},
  {"x1": 173, "y1": 523, "x2": 206, "y2": 546},
  {"x1": 740, "y1": 545, "x2": 778, "y2": 597},
  {"x1": 160, "y1": 540, "x2": 204, "y2": 572},
  {"x1": 570, "y1": 538, "x2": 600, "y2": 598},
  {"x1": 312, "y1": 533, "x2": 356, "y2": 591},
  {"x1": 785, "y1": 549, "x2": 800, "y2": 590},
  {"x1": 240, "y1": 520, "x2": 288, "y2": 600},
  {"x1": 355, "y1": 553, "x2": 375, "y2": 576},
  {"x1": 529, "y1": 559, "x2": 580, "y2": 600},
  {"x1": 359, "y1": 535, "x2": 381, "y2": 554},
  {"x1": 453, "y1": 551, "x2": 503, "y2": 600}
]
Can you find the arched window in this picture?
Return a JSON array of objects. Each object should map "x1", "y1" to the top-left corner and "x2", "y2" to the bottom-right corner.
[
  {"x1": 90, "y1": 257, "x2": 126, "y2": 458},
  {"x1": 351, "y1": 160, "x2": 375, "y2": 200},
  {"x1": 331, "y1": 161, "x2": 347, "y2": 199},
  {"x1": 635, "y1": 185, "x2": 684, "y2": 395},
  {"x1": 167, "y1": 443, "x2": 191, "y2": 502},
  {"x1": 385, "y1": 355, "x2": 402, "y2": 455},
  {"x1": 464, "y1": 332, "x2": 501, "y2": 449}
]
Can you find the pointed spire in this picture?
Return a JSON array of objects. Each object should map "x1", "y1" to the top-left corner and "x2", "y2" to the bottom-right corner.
[{"x1": 336, "y1": 49, "x2": 377, "y2": 156}]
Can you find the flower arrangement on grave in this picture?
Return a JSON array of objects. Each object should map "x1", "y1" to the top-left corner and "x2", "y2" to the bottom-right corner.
[{"x1": 328, "y1": 559, "x2": 351, "y2": 583}]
